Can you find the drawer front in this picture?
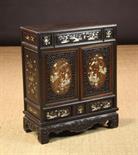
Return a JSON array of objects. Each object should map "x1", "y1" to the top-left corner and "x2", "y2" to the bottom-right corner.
[
  {"x1": 88, "y1": 98, "x2": 113, "y2": 113},
  {"x1": 45, "y1": 107, "x2": 71, "y2": 120},
  {"x1": 55, "y1": 29, "x2": 102, "y2": 46},
  {"x1": 80, "y1": 43, "x2": 114, "y2": 99},
  {"x1": 42, "y1": 49, "x2": 79, "y2": 105}
]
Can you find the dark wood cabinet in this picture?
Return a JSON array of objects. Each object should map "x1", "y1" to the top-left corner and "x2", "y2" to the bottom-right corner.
[{"x1": 20, "y1": 23, "x2": 119, "y2": 144}]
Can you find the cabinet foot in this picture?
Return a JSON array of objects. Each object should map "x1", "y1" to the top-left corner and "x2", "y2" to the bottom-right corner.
[
  {"x1": 38, "y1": 129, "x2": 49, "y2": 144},
  {"x1": 107, "y1": 113, "x2": 119, "y2": 128},
  {"x1": 23, "y1": 117, "x2": 32, "y2": 132}
]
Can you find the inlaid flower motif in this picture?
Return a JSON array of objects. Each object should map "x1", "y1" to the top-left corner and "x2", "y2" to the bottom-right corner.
[
  {"x1": 43, "y1": 35, "x2": 51, "y2": 45},
  {"x1": 106, "y1": 30, "x2": 112, "y2": 38},
  {"x1": 88, "y1": 54, "x2": 107, "y2": 88},
  {"x1": 25, "y1": 54, "x2": 38, "y2": 101},
  {"x1": 50, "y1": 58, "x2": 72, "y2": 95}
]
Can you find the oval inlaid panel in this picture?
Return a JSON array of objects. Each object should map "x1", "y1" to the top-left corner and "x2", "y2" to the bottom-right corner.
[
  {"x1": 88, "y1": 54, "x2": 107, "y2": 88},
  {"x1": 50, "y1": 58, "x2": 72, "y2": 95}
]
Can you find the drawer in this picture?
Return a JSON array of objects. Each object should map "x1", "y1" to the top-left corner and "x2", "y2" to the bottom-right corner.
[
  {"x1": 87, "y1": 98, "x2": 114, "y2": 113},
  {"x1": 45, "y1": 106, "x2": 71, "y2": 120},
  {"x1": 54, "y1": 28, "x2": 103, "y2": 46}
]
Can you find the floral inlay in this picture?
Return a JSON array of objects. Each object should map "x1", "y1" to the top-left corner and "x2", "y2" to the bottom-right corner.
[
  {"x1": 25, "y1": 54, "x2": 38, "y2": 102},
  {"x1": 91, "y1": 100, "x2": 112, "y2": 112},
  {"x1": 50, "y1": 58, "x2": 72, "y2": 95},
  {"x1": 56, "y1": 30, "x2": 101, "y2": 45},
  {"x1": 77, "y1": 105, "x2": 85, "y2": 114},
  {"x1": 43, "y1": 35, "x2": 51, "y2": 46},
  {"x1": 88, "y1": 54, "x2": 107, "y2": 88},
  {"x1": 46, "y1": 108, "x2": 70, "y2": 120},
  {"x1": 106, "y1": 30, "x2": 112, "y2": 38}
]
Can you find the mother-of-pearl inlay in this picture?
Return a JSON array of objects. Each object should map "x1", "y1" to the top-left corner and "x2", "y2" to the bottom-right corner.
[
  {"x1": 88, "y1": 54, "x2": 107, "y2": 88},
  {"x1": 50, "y1": 58, "x2": 72, "y2": 95}
]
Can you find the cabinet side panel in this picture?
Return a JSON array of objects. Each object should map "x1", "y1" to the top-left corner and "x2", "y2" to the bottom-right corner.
[{"x1": 22, "y1": 47, "x2": 40, "y2": 104}]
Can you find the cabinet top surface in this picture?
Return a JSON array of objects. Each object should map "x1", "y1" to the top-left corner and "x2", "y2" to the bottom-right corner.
[{"x1": 20, "y1": 22, "x2": 117, "y2": 33}]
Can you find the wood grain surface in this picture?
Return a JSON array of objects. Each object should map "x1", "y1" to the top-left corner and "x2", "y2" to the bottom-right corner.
[{"x1": 0, "y1": 45, "x2": 138, "y2": 155}]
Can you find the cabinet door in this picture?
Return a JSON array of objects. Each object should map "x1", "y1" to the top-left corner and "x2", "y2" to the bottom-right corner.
[
  {"x1": 80, "y1": 43, "x2": 115, "y2": 99},
  {"x1": 42, "y1": 49, "x2": 79, "y2": 105}
]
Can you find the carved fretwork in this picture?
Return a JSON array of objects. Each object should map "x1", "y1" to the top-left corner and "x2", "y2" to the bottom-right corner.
[{"x1": 23, "y1": 112, "x2": 118, "y2": 144}]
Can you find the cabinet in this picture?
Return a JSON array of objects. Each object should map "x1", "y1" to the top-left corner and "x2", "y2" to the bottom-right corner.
[{"x1": 21, "y1": 23, "x2": 119, "y2": 144}]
